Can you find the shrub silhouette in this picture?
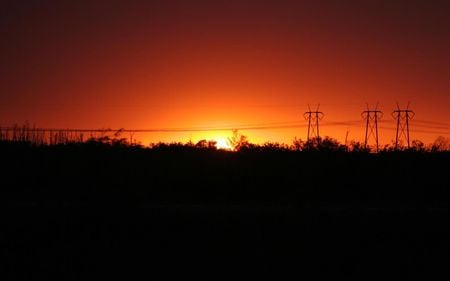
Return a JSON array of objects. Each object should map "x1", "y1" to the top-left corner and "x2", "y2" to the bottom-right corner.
[
  {"x1": 292, "y1": 137, "x2": 304, "y2": 151},
  {"x1": 302, "y1": 136, "x2": 346, "y2": 152},
  {"x1": 228, "y1": 129, "x2": 251, "y2": 151},
  {"x1": 432, "y1": 136, "x2": 450, "y2": 152}
]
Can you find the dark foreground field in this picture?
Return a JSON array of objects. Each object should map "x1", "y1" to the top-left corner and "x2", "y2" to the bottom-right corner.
[{"x1": 2, "y1": 142, "x2": 450, "y2": 280}]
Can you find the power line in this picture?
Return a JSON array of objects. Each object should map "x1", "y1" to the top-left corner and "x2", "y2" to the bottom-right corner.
[
  {"x1": 413, "y1": 119, "x2": 450, "y2": 127},
  {"x1": 380, "y1": 126, "x2": 450, "y2": 136},
  {"x1": 1, "y1": 119, "x2": 449, "y2": 135}
]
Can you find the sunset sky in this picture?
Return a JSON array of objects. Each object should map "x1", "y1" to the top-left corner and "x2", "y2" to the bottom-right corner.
[{"x1": 1, "y1": 0, "x2": 449, "y2": 146}]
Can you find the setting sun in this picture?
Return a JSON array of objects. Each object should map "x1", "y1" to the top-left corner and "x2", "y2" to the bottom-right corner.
[{"x1": 214, "y1": 137, "x2": 232, "y2": 150}]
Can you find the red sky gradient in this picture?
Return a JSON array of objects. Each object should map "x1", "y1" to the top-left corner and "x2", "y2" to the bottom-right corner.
[{"x1": 1, "y1": 0, "x2": 449, "y2": 146}]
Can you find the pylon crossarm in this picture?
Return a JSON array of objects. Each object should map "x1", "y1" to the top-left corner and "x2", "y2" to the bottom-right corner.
[{"x1": 303, "y1": 112, "x2": 310, "y2": 120}]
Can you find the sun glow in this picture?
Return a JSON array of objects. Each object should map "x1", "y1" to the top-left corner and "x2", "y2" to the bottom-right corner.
[{"x1": 214, "y1": 137, "x2": 232, "y2": 150}]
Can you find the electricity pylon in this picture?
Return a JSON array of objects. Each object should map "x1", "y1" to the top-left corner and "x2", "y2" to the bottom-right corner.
[
  {"x1": 304, "y1": 104, "x2": 324, "y2": 143},
  {"x1": 361, "y1": 103, "x2": 383, "y2": 152},
  {"x1": 392, "y1": 103, "x2": 415, "y2": 149}
]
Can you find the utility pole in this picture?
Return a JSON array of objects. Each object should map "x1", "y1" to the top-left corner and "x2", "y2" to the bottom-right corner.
[
  {"x1": 392, "y1": 103, "x2": 415, "y2": 149},
  {"x1": 304, "y1": 104, "x2": 324, "y2": 143},
  {"x1": 361, "y1": 104, "x2": 383, "y2": 152}
]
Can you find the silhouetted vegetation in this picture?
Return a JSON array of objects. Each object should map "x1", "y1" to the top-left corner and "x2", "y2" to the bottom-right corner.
[
  {"x1": 2, "y1": 123, "x2": 450, "y2": 153},
  {"x1": 2, "y1": 134, "x2": 450, "y2": 280}
]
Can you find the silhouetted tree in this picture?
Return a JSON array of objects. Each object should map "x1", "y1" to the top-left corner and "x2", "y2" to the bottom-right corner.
[
  {"x1": 207, "y1": 140, "x2": 217, "y2": 149},
  {"x1": 302, "y1": 136, "x2": 344, "y2": 152},
  {"x1": 316, "y1": 136, "x2": 346, "y2": 152},
  {"x1": 196, "y1": 139, "x2": 208, "y2": 148},
  {"x1": 431, "y1": 136, "x2": 450, "y2": 152},
  {"x1": 347, "y1": 140, "x2": 370, "y2": 152},
  {"x1": 260, "y1": 142, "x2": 289, "y2": 152},
  {"x1": 303, "y1": 137, "x2": 322, "y2": 151},
  {"x1": 410, "y1": 139, "x2": 426, "y2": 152},
  {"x1": 195, "y1": 139, "x2": 217, "y2": 150},
  {"x1": 228, "y1": 129, "x2": 250, "y2": 151},
  {"x1": 291, "y1": 137, "x2": 304, "y2": 151}
]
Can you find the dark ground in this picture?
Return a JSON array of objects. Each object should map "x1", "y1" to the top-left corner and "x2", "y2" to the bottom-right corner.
[{"x1": 1, "y1": 142, "x2": 450, "y2": 280}]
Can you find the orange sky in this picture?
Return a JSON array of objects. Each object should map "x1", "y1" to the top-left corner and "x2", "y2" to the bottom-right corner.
[{"x1": 1, "y1": 0, "x2": 449, "y2": 146}]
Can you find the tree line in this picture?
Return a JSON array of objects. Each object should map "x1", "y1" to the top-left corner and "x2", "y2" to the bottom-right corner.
[{"x1": 1, "y1": 124, "x2": 450, "y2": 152}]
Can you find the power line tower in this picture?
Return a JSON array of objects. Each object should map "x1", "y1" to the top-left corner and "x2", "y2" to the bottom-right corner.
[
  {"x1": 361, "y1": 103, "x2": 383, "y2": 152},
  {"x1": 304, "y1": 104, "x2": 324, "y2": 143},
  {"x1": 392, "y1": 103, "x2": 415, "y2": 149}
]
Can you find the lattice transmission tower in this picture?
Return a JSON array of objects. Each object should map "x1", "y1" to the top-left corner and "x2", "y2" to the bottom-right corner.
[
  {"x1": 392, "y1": 103, "x2": 415, "y2": 149},
  {"x1": 361, "y1": 104, "x2": 383, "y2": 152},
  {"x1": 304, "y1": 104, "x2": 324, "y2": 143}
]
